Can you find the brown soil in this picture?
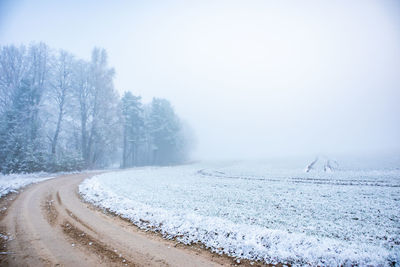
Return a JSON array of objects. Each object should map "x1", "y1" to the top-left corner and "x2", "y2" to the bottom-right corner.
[
  {"x1": 43, "y1": 194, "x2": 58, "y2": 226},
  {"x1": 62, "y1": 220, "x2": 136, "y2": 266},
  {"x1": 0, "y1": 192, "x2": 19, "y2": 266}
]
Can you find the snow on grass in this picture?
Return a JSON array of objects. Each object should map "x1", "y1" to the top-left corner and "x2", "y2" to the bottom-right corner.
[
  {"x1": 79, "y1": 160, "x2": 400, "y2": 266},
  {"x1": 0, "y1": 172, "x2": 55, "y2": 198}
]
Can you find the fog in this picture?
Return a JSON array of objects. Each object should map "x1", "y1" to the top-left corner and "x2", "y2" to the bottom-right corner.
[{"x1": 1, "y1": 0, "x2": 399, "y2": 160}]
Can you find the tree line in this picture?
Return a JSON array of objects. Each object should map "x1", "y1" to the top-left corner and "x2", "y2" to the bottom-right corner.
[{"x1": 0, "y1": 43, "x2": 194, "y2": 174}]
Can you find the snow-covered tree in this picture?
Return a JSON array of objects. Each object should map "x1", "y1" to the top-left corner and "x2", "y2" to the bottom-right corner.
[
  {"x1": 148, "y1": 98, "x2": 183, "y2": 165},
  {"x1": 0, "y1": 43, "x2": 194, "y2": 173},
  {"x1": 121, "y1": 92, "x2": 144, "y2": 168},
  {"x1": 47, "y1": 50, "x2": 74, "y2": 157},
  {"x1": 0, "y1": 45, "x2": 28, "y2": 116},
  {"x1": 73, "y1": 48, "x2": 118, "y2": 168},
  {"x1": 0, "y1": 43, "x2": 49, "y2": 173}
]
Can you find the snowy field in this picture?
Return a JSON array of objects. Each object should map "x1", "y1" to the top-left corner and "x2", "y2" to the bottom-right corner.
[
  {"x1": 0, "y1": 172, "x2": 55, "y2": 198},
  {"x1": 79, "y1": 158, "x2": 400, "y2": 266}
]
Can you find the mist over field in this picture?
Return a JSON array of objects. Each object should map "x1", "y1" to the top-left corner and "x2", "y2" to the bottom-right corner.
[
  {"x1": 1, "y1": 0, "x2": 399, "y2": 161},
  {"x1": 1, "y1": 1, "x2": 400, "y2": 266}
]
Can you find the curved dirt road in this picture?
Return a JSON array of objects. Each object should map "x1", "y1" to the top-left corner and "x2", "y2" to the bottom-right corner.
[{"x1": 1, "y1": 173, "x2": 231, "y2": 266}]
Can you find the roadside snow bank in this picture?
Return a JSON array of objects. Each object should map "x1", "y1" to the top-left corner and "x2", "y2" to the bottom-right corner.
[
  {"x1": 0, "y1": 172, "x2": 55, "y2": 198},
  {"x1": 79, "y1": 164, "x2": 400, "y2": 266}
]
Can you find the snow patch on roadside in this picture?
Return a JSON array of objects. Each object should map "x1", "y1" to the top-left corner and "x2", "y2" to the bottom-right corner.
[{"x1": 0, "y1": 172, "x2": 55, "y2": 198}]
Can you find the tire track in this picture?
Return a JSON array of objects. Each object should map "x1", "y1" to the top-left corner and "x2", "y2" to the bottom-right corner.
[{"x1": 197, "y1": 169, "x2": 400, "y2": 187}]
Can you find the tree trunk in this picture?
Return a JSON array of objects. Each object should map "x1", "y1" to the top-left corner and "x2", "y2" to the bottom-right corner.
[
  {"x1": 122, "y1": 125, "x2": 128, "y2": 168},
  {"x1": 81, "y1": 111, "x2": 88, "y2": 166},
  {"x1": 51, "y1": 105, "x2": 63, "y2": 156}
]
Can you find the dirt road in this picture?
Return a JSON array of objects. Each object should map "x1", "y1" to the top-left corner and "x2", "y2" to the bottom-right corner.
[{"x1": 1, "y1": 172, "x2": 232, "y2": 266}]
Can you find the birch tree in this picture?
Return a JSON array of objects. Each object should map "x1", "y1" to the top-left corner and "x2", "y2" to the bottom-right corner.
[{"x1": 48, "y1": 50, "x2": 74, "y2": 157}]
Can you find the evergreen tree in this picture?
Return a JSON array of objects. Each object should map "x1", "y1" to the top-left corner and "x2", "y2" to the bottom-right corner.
[
  {"x1": 0, "y1": 80, "x2": 46, "y2": 173},
  {"x1": 148, "y1": 98, "x2": 181, "y2": 165},
  {"x1": 121, "y1": 92, "x2": 144, "y2": 168}
]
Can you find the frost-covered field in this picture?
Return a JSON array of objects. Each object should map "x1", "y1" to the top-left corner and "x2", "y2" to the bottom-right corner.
[
  {"x1": 0, "y1": 172, "x2": 55, "y2": 198},
  {"x1": 79, "y1": 159, "x2": 400, "y2": 266}
]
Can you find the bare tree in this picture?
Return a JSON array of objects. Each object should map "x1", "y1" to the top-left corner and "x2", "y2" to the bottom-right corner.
[
  {"x1": 48, "y1": 50, "x2": 74, "y2": 157},
  {"x1": 0, "y1": 45, "x2": 28, "y2": 115}
]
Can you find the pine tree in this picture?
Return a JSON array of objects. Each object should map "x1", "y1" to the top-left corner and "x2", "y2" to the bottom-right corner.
[
  {"x1": 148, "y1": 98, "x2": 181, "y2": 165},
  {"x1": 121, "y1": 92, "x2": 144, "y2": 168}
]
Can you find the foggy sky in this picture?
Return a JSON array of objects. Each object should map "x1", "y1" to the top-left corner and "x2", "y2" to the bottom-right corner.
[{"x1": 1, "y1": 0, "x2": 399, "y2": 159}]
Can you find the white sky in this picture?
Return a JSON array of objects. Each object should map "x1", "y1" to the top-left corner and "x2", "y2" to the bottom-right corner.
[{"x1": 1, "y1": 0, "x2": 399, "y2": 159}]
